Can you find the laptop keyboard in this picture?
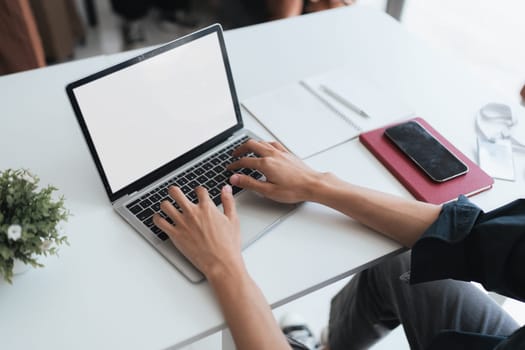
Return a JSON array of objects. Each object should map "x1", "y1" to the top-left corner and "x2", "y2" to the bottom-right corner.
[{"x1": 125, "y1": 136, "x2": 263, "y2": 241}]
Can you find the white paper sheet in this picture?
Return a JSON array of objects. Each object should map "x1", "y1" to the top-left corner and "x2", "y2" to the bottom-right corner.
[
  {"x1": 302, "y1": 68, "x2": 414, "y2": 132},
  {"x1": 242, "y1": 66, "x2": 415, "y2": 159},
  {"x1": 242, "y1": 83, "x2": 359, "y2": 159}
]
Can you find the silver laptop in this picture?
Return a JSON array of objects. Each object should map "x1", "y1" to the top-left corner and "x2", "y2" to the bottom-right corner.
[{"x1": 66, "y1": 24, "x2": 295, "y2": 283}]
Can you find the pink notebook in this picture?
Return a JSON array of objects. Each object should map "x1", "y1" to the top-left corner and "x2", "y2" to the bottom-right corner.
[{"x1": 359, "y1": 117, "x2": 493, "y2": 204}]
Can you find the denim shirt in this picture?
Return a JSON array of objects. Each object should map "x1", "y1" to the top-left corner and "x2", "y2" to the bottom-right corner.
[{"x1": 410, "y1": 196, "x2": 525, "y2": 350}]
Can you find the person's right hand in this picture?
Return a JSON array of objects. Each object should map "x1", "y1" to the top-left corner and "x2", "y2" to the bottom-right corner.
[
  {"x1": 305, "y1": 0, "x2": 350, "y2": 13},
  {"x1": 227, "y1": 139, "x2": 324, "y2": 204}
]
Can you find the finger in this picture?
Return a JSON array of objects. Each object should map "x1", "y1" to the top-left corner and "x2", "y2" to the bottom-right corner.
[
  {"x1": 168, "y1": 186, "x2": 194, "y2": 212},
  {"x1": 227, "y1": 157, "x2": 262, "y2": 171},
  {"x1": 268, "y1": 141, "x2": 288, "y2": 152},
  {"x1": 232, "y1": 139, "x2": 274, "y2": 158},
  {"x1": 152, "y1": 213, "x2": 178, "y2": 237},
  {"x1": 160, "y1": 200, "x2": 182, "y2": 222},
  {"x1": 230, "y1": 173, "x2": 271, "y2": 193},
  {"x1": 195, "y1": 186, "x2": 212, "y2": 206},
  {"x1": 221, "y1": 185, "x2": 237, "y2": 220}
]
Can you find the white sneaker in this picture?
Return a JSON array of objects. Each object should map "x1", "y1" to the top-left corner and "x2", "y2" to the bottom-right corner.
[
  {"x1": 280, "y1": 313, "x2": 320, "y2": 350},
  {"x1": 319, "y1": 326, "x2": 329, "y2": 348}
]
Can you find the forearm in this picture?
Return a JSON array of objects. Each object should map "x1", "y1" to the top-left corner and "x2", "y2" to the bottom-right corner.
[
  {"x1": 307, "y1": 173, "x2": 442, "y2": 247},
  {"x1": 229, "y1": 140, "x2": 441, "y2": 246},
  {"x1": 208, "y1": 264, "x2": 291, "y2": 350}
]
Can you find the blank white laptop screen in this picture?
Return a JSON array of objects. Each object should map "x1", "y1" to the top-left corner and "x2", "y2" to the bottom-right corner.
[{"x1": 72, "y1": 32, "x2": 238, "y2": 193}]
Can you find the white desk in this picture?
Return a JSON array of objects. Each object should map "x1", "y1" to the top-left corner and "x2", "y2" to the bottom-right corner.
[{"x1": 1, "y1": 6, "x2": 524, "y2": 350}]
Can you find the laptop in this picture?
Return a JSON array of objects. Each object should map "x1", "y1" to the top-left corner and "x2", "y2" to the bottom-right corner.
[{"x1": 66, "y1": 24, "x2": 296, "y2": 283}]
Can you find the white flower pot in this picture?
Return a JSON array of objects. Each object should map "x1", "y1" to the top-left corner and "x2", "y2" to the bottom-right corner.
[{"x1": 12, "y1": 258, "x2": 30, "y2": 275}]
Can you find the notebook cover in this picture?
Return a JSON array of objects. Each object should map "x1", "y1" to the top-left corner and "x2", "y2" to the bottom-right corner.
[{"x1": 359, "y1": 117, "x2": 494, "y2": 204}]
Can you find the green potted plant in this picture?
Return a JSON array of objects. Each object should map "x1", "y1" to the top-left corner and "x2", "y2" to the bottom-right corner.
[{"x1": 0, "y1": 169, "x2": 69, "y2": 283}]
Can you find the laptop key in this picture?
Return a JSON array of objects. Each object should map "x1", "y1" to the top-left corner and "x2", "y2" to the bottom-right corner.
[
  {"x1": 143, "y1": 217, "x2": 154, "y2": 227},
  {"x1": 152, "y1": 202, "x2": 161, "y2": 212},
  {"x1": 197, "y1": 175, "x2": 208, "y2": 184},
  {"x1": 158, "y1": 232, "x2": 169, "y2": 241},
  {"x1": 139, "y1": 198, "x2": 152, "y2": 208},
  {"x1": 150, "y1": 226, "x2": 162, "y2": 235},
  {"x1": 150, "y1": 193, "x2": 161, "y2": 202},
  {"x1": 176, "y1": 177, "x2": 188, "y2": 186},
  {"x1": 126, "y1": 199, "x2": 140, "y2": 209},
  {"x1": 186, "y1": 173, "x2": 197, "y2": 180},
  {"x1": 212, "y1": 195, "x2": 222, "y2": 206},
  {"x1": 129, "y1": 205, "x2": 142, "y2": 215},
  {"x1": 205, "y1": 179, "x2": 218, "y2": 189},
  {"x1": 188, "y1": 180, "x2": 199, "y2": 189},
  {"x1": 137, "y1": 208, "x2": 154, "y2": 221},
  {"x1": 232, "y1": 186, "x2": 243, "y2": 195},
  {"x1": 209, "y1": 187, "x2": 221, "y2": 197},
  {"x1": 250, "y1": 171, "x2": 264, "y2": 180}
]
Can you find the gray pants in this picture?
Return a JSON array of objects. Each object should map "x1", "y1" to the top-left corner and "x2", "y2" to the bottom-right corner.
[{"x1": 328, "y1": 251, "x2": 519, "y2": 350}]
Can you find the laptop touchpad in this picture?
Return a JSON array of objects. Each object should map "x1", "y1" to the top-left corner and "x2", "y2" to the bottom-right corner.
[{"x1": 231, "y1": 190, "x2": 296, "y2": 249}]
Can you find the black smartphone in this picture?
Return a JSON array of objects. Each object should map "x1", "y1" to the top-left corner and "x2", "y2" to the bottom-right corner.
[{"x1": 384, "y1": 121, "x2": 469, "y2": 182}]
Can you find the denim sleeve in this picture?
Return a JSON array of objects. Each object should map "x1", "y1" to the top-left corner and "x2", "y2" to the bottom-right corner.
[{"x1": 410, "y1": 196, "x2": 525, "y2": 301}]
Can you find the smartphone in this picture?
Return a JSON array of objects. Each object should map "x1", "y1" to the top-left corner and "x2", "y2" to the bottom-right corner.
[{"x1": 384, "y1": 121, "x2": 469, "y2": 182}]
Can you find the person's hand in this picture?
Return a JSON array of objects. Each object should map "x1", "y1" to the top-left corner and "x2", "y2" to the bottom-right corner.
[
  {"x1": 152, "y1": 185, "x2": 244, "y2": 280},
  {"x1": 305, "y1": 0, "x2": 351, "y2": 13},
  {"x1": 227, "y1": 139, "x2": 324, "y2": 204}
]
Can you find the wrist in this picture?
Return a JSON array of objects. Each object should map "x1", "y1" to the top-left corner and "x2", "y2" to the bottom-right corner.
[
  {"x1": 206, "y1": 256, "x2": 249, "y2": 288},
  {"x1": 301, "y1": 171, "x2": 338, "y2": 203}
]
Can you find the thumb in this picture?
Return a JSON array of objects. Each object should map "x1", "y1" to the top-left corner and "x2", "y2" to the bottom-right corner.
[
  {"x1": 230, "y1": 174, "x2": 270, "y2": 194},
  {"x1": 221, "y1": 184, "x2": 237, "y2": 220}
]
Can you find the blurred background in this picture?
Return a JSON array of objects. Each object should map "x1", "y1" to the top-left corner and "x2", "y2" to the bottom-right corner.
[
  {"x1": 1, "y1": 0, "x2": 523, "y2": 104},
  {"x1": 1, "y1": 0, "x2": 372, "y2": 75}
]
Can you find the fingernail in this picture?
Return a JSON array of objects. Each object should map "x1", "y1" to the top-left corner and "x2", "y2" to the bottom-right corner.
[
  {"x1": 230, "y1": 174, "x2": 239, "y2": 186},
  {"x1": 223, "y1": 184, "x2": 232, "y2": 193}
]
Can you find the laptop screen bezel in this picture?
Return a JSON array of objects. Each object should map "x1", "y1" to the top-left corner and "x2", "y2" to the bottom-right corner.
[{"x1": 66, "y1": 24, "x2": 243, "y2": 203}]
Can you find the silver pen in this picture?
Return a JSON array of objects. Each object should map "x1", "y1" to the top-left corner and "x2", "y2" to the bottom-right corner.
[{"x1": 320, "y1": 84, "x2": 370, "y2": 118}]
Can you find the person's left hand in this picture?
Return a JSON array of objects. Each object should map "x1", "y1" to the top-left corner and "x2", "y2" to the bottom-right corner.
[{"x1": 152, "y1": 185, "x2": 244, "y2": 280}]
